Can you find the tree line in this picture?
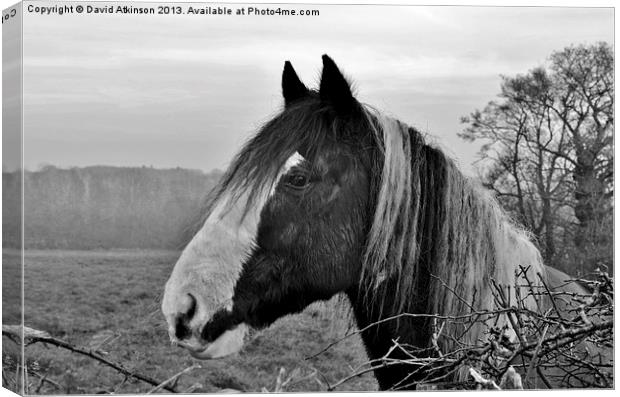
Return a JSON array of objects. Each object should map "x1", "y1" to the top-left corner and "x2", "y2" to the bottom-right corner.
[
  {"x1": 3, "y1": 165, "x2": 222, "y2": 250},
  {"x1": 460, "y1": 42, "x2": 613, "y2": 275}
]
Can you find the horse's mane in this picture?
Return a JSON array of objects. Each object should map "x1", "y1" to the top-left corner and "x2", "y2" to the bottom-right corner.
[{"x1": 362, "y1": 107, "x2": 547, "y2": 347}]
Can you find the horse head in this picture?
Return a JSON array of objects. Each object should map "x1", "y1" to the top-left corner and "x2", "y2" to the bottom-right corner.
[{"x1": 161, "y1": 55, "x2": 377, "y2": 359}]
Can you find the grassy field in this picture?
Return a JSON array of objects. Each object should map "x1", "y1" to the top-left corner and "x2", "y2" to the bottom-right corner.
[{"x1": 2, "y1": 249, "x2": 377, "y2": 394}]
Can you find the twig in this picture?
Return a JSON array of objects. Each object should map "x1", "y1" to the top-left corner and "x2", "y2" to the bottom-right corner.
[
  {"x1": 30, "y1": 370, "x2": 62, "y2": 391},
  {"x1": 524, "y1": 323, "x2": 549, "y2": 388},
  {"x1": 305, "y1": 307, "x2": 536, "y2": 361},
  {"x1": 537, "y1": 271, "x2": 565, "y2": 323},
  {"x1": 146, "y1": 364, "x2": 201, "y2": 394}
]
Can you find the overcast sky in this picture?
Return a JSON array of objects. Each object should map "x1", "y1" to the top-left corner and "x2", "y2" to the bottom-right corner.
[{"x1": 6, "y1": 2, "x2": 614, "y2": 174}]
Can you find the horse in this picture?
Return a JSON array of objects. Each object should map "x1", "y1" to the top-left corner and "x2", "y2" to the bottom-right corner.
[{"x1": 161, "y1": 55, "x2": 611, "y2": 390}]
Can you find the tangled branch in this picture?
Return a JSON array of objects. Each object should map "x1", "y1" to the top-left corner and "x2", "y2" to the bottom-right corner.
[{"x1": 319, "y1": 267, "x2": 613, "y2": 390}]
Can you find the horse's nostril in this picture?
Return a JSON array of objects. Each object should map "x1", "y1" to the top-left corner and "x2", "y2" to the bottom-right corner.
[
  {"x1": 174, "y1": 293, "x2": 197, "y2": 340},
  {"x1": 175, "y1": 318, "x2": 192, "y2": 340},
  {"x1": 184, "y1": 293, "x2": 197, "y2": 319}
]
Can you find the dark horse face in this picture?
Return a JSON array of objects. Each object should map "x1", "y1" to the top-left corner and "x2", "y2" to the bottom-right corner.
[{"x1": 162, "y1": 55, "x2": 376, "y2": 359}]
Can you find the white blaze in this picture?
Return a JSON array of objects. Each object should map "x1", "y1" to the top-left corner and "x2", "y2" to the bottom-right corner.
[{"x1": 162, "y1": 152, "x2": 304, "y2": 358}]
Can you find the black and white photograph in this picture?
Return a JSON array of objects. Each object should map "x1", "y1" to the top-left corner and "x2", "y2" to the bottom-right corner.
[{"x1": 1, "y1": 0, "x2": 615, "y2": 394}]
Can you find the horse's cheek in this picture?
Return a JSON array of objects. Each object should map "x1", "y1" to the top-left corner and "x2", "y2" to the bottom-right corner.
[{"x1": 278, "y1": 222, "x2": 298, "y2": 247}]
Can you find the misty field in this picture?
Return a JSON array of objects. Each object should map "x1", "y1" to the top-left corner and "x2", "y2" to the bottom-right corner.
[{"x1": 2, "y1": 249, "x2": 377, "y2": 394}]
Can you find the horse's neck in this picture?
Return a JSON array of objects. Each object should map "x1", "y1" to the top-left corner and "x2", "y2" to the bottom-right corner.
[{"x1": 346, "y1": 284, "x2": 431, "y2": 390}]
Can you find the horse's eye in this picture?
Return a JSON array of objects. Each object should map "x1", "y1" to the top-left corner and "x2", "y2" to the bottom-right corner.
[{"x1": 284, "y1": 173, "x2": 310, "y2": 189}]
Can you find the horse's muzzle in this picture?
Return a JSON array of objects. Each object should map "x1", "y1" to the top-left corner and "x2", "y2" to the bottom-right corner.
[
  {"x1": 162, "y1": 281, "x2": 248, "y2": 360},
  {"x1": 174, "y1": 324, "x2": 249, "y2": 359}
]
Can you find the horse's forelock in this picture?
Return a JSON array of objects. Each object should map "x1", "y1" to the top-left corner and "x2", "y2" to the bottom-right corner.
[{"x1": 190, "y1": 99, "x2": 358, "y2": 236}]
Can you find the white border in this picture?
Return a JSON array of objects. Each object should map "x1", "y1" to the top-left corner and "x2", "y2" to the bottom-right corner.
[{"x1": 0, "y1": 1, "x2": 616, "y2": 397}]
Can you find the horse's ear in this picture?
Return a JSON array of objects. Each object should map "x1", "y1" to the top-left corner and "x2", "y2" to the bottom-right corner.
[
  {"x1": 282, "y1": 61, "x2": 309, "y2": 106},
  {"x1": 319, "y1": 55, "x2": 355, "y2": 113}
]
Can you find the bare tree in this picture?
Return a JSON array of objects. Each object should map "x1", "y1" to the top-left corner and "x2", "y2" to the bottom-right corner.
[{"x1": 460, "y1": 42, "x2": 613, "y2": 274}]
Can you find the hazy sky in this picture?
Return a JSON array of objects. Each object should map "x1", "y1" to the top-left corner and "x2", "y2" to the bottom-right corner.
[{"x1": 8, "y1": 2, "x2": 615, "y2": 174}]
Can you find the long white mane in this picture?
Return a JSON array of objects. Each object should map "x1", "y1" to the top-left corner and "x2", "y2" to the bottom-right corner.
[{"x1": 360, "y1": 107, "x2": 547, "y2": 348}]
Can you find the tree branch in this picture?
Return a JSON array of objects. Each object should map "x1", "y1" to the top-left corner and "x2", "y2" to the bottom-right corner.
[{"x1": 2, "y1": 325, "x2": 180, "y2": 393}]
